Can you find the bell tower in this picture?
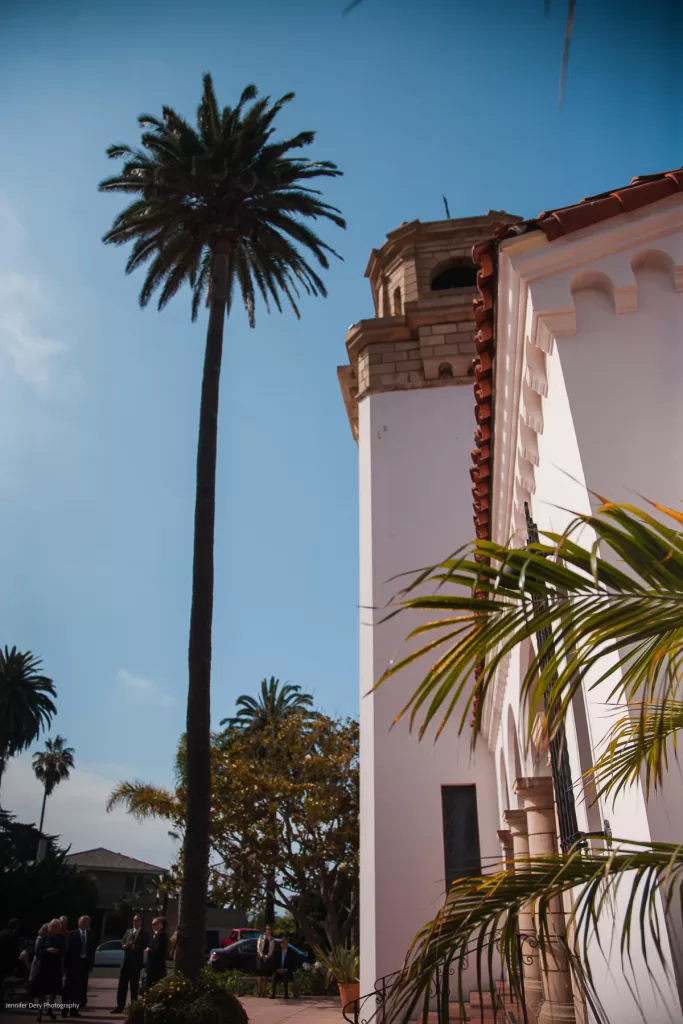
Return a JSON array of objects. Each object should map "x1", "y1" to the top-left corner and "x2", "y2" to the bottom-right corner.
[{"x1": 338, "y1": 213, "x2": 520, "y2": 993}]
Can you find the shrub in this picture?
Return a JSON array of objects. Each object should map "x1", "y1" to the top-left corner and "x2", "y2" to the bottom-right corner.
[{"x1": 126, "y1": 972, "x2": 248, "y2": 1024}]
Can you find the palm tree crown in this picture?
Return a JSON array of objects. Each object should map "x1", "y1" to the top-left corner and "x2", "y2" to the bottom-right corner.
[
  {"x1": 32, "y1": 735, "x2": 75, "y2": 833},
  {"x1": 220, "y1": 677, "x2": 318, "y2": 732},
  {"x1": 99, "y1": 74, "x2": 345, "y2": 325},
  {"x1": 0, "y1": 647, "x2": 57, "y2": 790}
]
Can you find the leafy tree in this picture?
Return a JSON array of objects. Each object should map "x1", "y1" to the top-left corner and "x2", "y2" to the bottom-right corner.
[
  {"x1": 211, "y1": 713, "x2": 359, "y2": 947},
  {"x1": 32, "y1": 735, "x2": 75, "y2": 833},
  {"x1": 220, "y1": 677, "x2": 318, "y2": 732},
  {"x1": 0, "y1": 809, "x2": 98, "y2": 936},
  {"x1": 377, "y1": 500, "x2": 683, "y2": 1016},
  {"x1": 219, "y1": 677, "x2": 319, "y2": 924},
  {"x1": 108, "y1": 712, "x2": 359, "y2": 948},
  {"x1": 100, "y1": 75, "x2": 345, "y2": 980},
  {"x1": 0, "y1": 647, "x2": 57, "y2": 793}
]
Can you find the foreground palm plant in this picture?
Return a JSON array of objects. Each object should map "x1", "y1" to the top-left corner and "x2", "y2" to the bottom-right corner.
[
  {"x1": 376, "y1": 500, "x2": 683, "y2": 1014},
  {"x1": 100, "y1": 75, "x2": 344, "y2": 980},
  {"x1": 32, "y1": 734, "x2": 75, "y2": 832}
]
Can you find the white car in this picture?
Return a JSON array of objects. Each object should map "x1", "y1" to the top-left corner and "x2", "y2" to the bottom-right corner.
[
  {"x1": 94, "y1": 941, "x2": 149, "y2": 968},
  {"x1": 94, "y1": 940, "x2": 125, "y2": 968}
]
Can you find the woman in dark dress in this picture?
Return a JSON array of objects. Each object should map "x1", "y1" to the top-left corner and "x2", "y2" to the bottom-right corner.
[
  {"x1": 255, "y1": 926, "x2": 276, "y2": 997},
  {"x1": 145, "y1": 918, "x2": 168, "y2": 989},
  {"x1": 32, "y1": 920, "x2": 65, "y2": 1022}
]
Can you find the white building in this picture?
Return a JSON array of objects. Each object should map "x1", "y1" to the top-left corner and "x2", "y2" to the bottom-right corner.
[{"x1": 338, "y1": 169, "x2": 683, "y2": 1023}]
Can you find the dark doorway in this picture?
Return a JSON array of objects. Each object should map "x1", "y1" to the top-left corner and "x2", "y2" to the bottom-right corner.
[{"x1": 441, "y1": 785, "x2": 481, "y2": 889}]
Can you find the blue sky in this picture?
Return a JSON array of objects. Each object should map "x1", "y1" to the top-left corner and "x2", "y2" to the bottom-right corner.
[{"x1": 0, "y1": 0, "x2": 680, "y2": 866}]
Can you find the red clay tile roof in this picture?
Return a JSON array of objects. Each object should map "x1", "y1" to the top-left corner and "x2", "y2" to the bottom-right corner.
[{"x1": 469, "y1": 165, "x2": 683, "y2": 543}]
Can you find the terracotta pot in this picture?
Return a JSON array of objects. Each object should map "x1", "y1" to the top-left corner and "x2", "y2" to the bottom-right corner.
[{"x1": 339, "y1": 982, "x2": 360, "y2": 1010}]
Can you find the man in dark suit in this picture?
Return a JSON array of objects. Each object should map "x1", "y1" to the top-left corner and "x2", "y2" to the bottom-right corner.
[
  {"x1": 111, "y1": 915, "x2": 149, "y2": 1014},
  {"x1": 63, "y1": 916, "x2": 96, "y2": 1017},
  {"x1": 270, "y1": 937, "x2": 299, "y2": 1000},
  {"x1": 144, "y1": 918, "x2": 168, "y2": 989}
]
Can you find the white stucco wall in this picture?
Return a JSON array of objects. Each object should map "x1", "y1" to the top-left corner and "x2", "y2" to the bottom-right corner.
[
  {"x1": 493, "y1": 210, "x2": 683, "y2": 1021},
  {"x1": 357, "y1": 385, "x2": 500, "y2": 995}
]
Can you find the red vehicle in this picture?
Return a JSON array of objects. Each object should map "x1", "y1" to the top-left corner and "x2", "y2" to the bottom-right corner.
[{"x1": 220, "y1": 928, "x2": 261, "y2": 948}]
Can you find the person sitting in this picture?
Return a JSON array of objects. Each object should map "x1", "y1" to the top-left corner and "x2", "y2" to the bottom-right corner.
[{"x1": 269, "y1": 937, "x2": 298, "y2": 1000}]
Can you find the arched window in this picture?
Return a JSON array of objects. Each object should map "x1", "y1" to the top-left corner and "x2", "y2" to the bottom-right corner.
[
  {"x1": 393, "y1": 286, "x2": 402, "y2": 315},
  {"x1": 431, "y1": 260, "x2": 477, "y2": 291}
]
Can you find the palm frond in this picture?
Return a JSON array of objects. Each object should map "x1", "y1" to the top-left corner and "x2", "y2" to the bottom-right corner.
[
  {"x1": 375, "y1": 501, "x2": 683, "y2": 750},
  {"x1": 387, "y1": 840, "x2": 683, "y2": 1023},
  {"x1": 106, "y1": 780, "x2": 181, "y2": 821},
  {"x1": 587, "y1": 698, "x2": 683, "y2": 805}
]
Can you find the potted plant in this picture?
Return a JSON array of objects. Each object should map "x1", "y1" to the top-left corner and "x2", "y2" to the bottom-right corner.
[{"x1": 314, "y1": 943, "x2": 360, "y2": 1010}]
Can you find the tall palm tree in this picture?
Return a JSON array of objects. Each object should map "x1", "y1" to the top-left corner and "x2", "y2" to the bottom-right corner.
[
  {"x1": 99, "y1": 76, "x2": 344, "y2": 979},
  {"x1": 376, "y1": 500, "x2": 683, "y2": 1014},
  {"x1": 32, "y1": 735, "x2": 75, "y2": 833},
  {"x1": 220, "y1": 677, "x2": 318, "y2": 923},
  {"x1": 0, "y1": 647, "x2": 57, "y2": 795},
  {"x1": 220, "y1": 677, "x2": 318, "y2": 731}
]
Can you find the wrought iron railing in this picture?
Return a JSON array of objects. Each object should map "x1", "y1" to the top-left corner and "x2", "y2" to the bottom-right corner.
[{"x1": 341, "y1": 938, "x2": 535, "y2": 1024}]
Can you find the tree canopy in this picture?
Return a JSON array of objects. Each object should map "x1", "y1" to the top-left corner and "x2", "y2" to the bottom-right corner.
[{"x1": 108, "y1": 710, "x2": 358, "y2": 947}]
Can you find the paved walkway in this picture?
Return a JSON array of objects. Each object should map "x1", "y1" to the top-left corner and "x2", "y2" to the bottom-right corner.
[{"x1": 1, "y1": 976, "x2": 345, "y2": 1024}]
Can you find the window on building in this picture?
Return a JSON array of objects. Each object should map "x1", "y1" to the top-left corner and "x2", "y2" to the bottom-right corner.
[
  {"x1": 441, "y1": 785, "x2": 481, "y2": 888},
  {"x1": 393, "y1": 286, "x2": 402, "y2": 315},
  {"x1": 431, "y1": 261, "x2": 477, "y2": 291},
  {"x1": 124, "y1": 874, "x2": 136, "y2": 893}
]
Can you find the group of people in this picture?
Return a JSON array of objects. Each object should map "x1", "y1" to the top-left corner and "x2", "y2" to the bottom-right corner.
[
  {"x1": 255, "y1": 927, "x2": 300, "y2": 1000},
  {"x1": 0, "y1": 915, "x2": 95, "y2": 1021},
  {"x1": 0, "y1": 914, "x2": 169, "y2": 1020}
]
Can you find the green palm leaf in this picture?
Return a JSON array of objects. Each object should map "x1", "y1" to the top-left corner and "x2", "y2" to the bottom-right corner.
[
  {"x1": 587, "y1": 698, "x2": 683, "y2": 805},
  {"x1": 387, "y1": 840, "x2": 683, "y2": 1023},
  {"x1": 376, "y1": 501, "x2": 683, "y2": 751}
]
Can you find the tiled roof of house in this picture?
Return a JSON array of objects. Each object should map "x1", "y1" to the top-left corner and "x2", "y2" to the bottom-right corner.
[
  {"x1": 469, "y1": 166, "x2": 683, "y2": 544},
  {"x1": 64, "y1": 847, "x2": 166, "y2": 873}
]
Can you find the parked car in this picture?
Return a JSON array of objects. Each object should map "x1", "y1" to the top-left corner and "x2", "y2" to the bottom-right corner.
[
  {"x1": 94, "y1": 941, "x2": 149, "y2": 968},
  {"x1": 220, "y1": 927, "x2": 261, "y2": 948},
  {"x1": 94, "y1": 940, "x2": 125, "y2": 968},
  {"x1": 208, "y1": 937, "x2": 310, "y2": 973}
]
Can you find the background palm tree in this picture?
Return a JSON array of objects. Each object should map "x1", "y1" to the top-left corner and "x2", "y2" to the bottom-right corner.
[
  {"x1": 32, "y1": 735, "x2": 75, "y2": 833},
  {"x1": 220, "y1": 677, "x2": 318, "y2": 732},
  {"x1": 100, "y1": 76, "x2": 344, "y2": 979},
  {"x1": 376, "y1": 499, "x2": 683, "y2": 1014},
  {"x1": 0, "y1": 647, "x2": 57, "y2": 795},
  {"x1": 220, "y1": 677, "x2": 319, "y2": 924}
]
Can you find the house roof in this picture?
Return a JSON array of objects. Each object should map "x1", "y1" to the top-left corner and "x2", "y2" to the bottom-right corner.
[
  {"x1": 64, "y1": 847, "x2": 167, "y2": 874},
  {"x1": 469, "y1": 165, "x2": 683, "y2": 545}
]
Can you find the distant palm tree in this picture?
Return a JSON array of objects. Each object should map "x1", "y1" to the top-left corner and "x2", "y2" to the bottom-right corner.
[
  {"x1": 32, "y1": 735, "x2": 75, "y2": 833},
  {"x1": 100, "y1": 76, "x2": 344, "y2": 981},
  {"x1": 220, "y1": 677, "x2": 318, "y2": 732},
  {"x1": 0, "y1": 647, "x2": 57, "y2": 794}
]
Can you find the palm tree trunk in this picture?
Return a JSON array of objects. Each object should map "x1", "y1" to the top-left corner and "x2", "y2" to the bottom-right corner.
[
  {"x1": 175, "y1": 247, "x2": 228, "y2": 982},
  {"x1": 39, "y1": 784, "x2": 48, "y2": 833}
]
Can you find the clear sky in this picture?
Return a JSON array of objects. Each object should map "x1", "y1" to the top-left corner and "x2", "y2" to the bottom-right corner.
[{"x1": 0, "y1": 0, "x2": 680, "y2": 868}]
